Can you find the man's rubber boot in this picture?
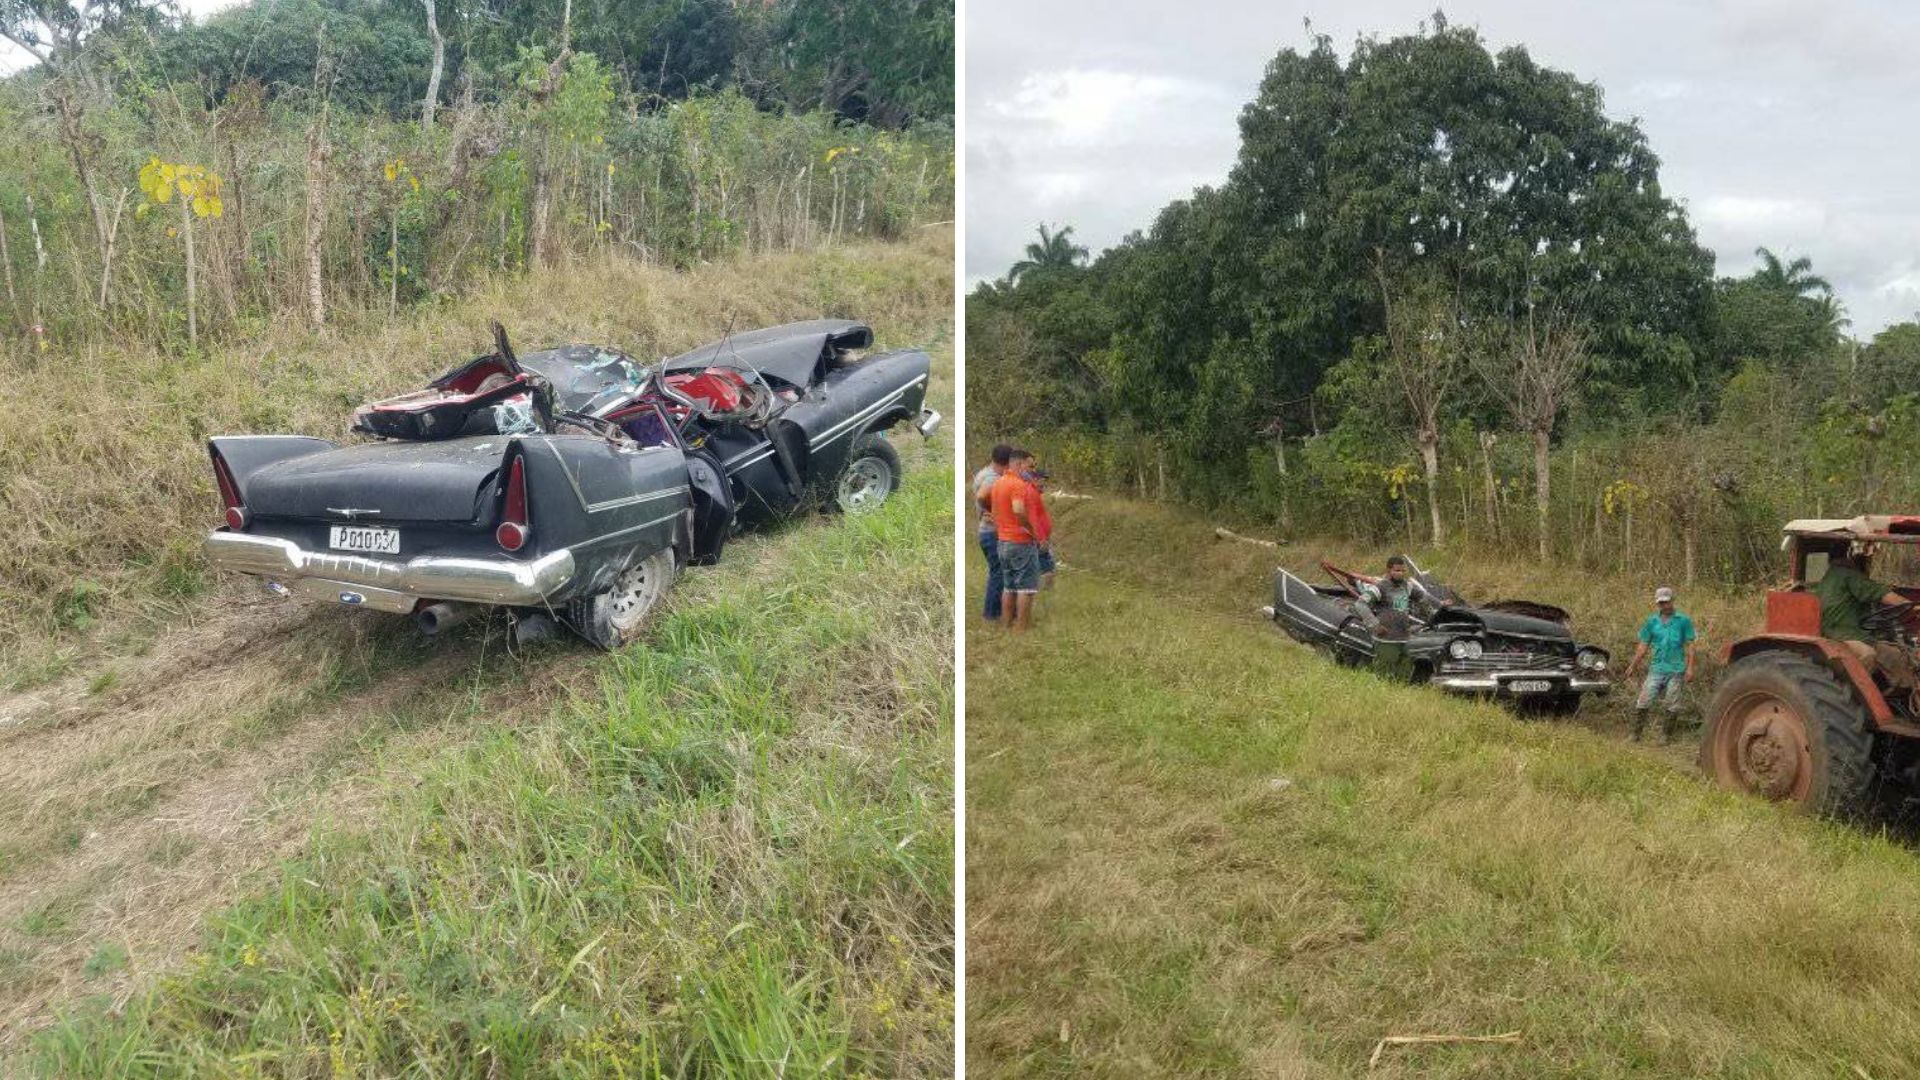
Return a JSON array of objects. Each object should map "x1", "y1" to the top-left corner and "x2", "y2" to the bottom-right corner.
[{"x1": 1631, "y1": 712, "x2": 1647, "y2": 742}]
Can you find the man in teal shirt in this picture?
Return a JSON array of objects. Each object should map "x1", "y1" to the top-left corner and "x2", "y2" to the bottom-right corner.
[{"x1": 1624, "y1": 586, "x2": 1696, "y2": 743}]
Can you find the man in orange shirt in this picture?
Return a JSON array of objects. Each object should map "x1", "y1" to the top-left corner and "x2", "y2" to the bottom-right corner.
[{"x1": 989, "y1": 449, "x2": 1045, "y2": 630}]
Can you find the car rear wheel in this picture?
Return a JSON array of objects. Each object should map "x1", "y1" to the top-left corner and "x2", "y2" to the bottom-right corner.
[
  {"x1": 835, "y1": 434, "x2": 900, "y2": 514},
  {"x1": 1700, "y1": 653, "x2": 1874, "y2": 816},
  {"x1": 568, "y1": 548, "x2": 677, "y2": 650}
]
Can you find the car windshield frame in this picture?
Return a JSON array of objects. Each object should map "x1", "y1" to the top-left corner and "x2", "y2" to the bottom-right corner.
[{"x1": 517, "y1": 346, "x2": 654, "y2": 416}]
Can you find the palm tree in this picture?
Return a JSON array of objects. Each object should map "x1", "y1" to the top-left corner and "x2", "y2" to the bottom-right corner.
[
  {"x1": 1008, "y1": 223, "x2": 1088, "y2": 283},
  {"x1": 1753, "y1": 246, "x2": 1848, "y2": 335},
  {"x1": 1752, "y1": 246, "x2": 1832, "y2": 299}
]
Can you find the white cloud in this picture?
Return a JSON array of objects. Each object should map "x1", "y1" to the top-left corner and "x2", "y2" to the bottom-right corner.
[{"x1": 984, "y1": 69, "x2": 1215, "y2": 145}]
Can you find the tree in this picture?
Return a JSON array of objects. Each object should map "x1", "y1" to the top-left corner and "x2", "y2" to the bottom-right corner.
[
  {"x1": 137, "y1": 157, "x2": 224, "y2": 348},
  {"x1": 1751, "y1": 246, "x2": 1832, "y2": 299},
  {"x1": 1007, "y1": 223, "x2": 1086, "y2": 283},
  {"x1": 1374, "y1": 255, "x2": 1466, "y2": 544},
  {"x1": 1478, "y1": 302, "x2": 1591, "y2": 562}
]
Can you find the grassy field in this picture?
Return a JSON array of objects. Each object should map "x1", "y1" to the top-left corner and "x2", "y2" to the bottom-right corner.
[
  {"x1": 966, "y1": 493, "x2": 1920, "y2": 1079},
  {"x1": 5, "y1": 234, "x2": 955, "y2": 1075}
]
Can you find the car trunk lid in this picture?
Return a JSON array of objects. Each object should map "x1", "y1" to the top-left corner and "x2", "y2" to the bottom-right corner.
[{"x1": 244, "y1": 437, "x2": 506, "y2": 524}]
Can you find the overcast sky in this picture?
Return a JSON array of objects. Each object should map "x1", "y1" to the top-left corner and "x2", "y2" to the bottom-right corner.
[{"x1": 967, "y1": 0, "x2": 1920, "y2": 337}]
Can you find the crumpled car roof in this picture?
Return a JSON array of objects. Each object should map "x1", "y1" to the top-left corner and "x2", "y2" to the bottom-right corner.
[{"x1": 661, "y1": 319, "x2": 873, "y2": 387}]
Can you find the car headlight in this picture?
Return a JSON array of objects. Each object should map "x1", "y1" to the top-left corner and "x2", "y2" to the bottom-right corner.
[
  {"x1": 1576, "y1": 648, "x2": 1609, "y2": 671},
  {"x1": 1446, "y1": 638, "x2": 1484, "y2": 661}
]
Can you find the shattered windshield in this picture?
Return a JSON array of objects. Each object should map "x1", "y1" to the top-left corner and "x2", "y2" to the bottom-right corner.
[{"x1": 517, "y1": 345, "x2": 652, "y2": 415}]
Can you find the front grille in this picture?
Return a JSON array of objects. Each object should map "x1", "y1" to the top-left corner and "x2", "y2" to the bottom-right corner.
[{"x1": 1439, "y1": 652, "x2": 1575, "y2": 675}]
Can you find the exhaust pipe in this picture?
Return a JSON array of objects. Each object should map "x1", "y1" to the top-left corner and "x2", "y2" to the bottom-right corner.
[{"x1": 415, "y1": 601, "x2": 479, "y2": 636}]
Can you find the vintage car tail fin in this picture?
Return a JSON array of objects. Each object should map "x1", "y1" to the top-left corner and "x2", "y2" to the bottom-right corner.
[{"x1": 207, "y1": 436, "x2": 338, "y2": 529}]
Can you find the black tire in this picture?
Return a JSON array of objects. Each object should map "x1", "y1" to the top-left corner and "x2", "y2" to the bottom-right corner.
[
  {"x1": 833, "y1": 433, "x2": 901, "y2": 514},
  {"x1": 566, "y1": 548, "x2": 677, "y2": 651},
  {"x1": 1700, "y1": 653, "x2": 1875, "y2": 817}
]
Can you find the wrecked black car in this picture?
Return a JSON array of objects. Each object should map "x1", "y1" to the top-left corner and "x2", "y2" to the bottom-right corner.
[
  {"x1": 1264, "y1": 558, "x2": 1612, "y2": 714},
  {"x1": 203, "y1": 319, "x2": 939, "y2": 649}
]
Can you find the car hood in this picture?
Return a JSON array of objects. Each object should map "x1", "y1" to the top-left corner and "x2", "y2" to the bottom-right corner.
[
  {"x1": 661, "y1": 319, "x2": 872, "y2": 388},
  {"x1": 1435, "y1": 605, "x2": 1573, "y2": 641}
]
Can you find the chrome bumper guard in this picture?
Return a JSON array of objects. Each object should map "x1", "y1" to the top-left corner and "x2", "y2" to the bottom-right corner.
[
  {"x1": 1432, "y1": 672, "x2": 1612, "y2": 695},
  {"x1": 915, "y1": 408, "x2": 943, "y2": 438},
  {"x1": 204, "y1": 531, "x2": 575, "y2": 615}
]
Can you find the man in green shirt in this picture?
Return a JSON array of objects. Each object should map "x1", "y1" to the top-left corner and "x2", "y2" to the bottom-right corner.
[
  {"x1": 1811, "y1": 549, "x2": 1906, "y2": 665},
  {"x1": 1624, "y1": 586, "x2": 1696, "y2": 743}
]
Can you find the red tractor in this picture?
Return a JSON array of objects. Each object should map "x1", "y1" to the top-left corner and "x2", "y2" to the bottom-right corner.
[{"x1": 1702, "y1": 516, "x2": 1920, "y2": 815}]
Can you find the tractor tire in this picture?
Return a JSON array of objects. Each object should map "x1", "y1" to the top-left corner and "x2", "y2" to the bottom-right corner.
[{"x1": 1699, "y1": 653, "x2": 1875, "y2": 817}]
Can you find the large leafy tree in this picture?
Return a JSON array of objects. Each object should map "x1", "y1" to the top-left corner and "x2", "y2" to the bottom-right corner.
[{"x1": 1103, "y1": 22, "x2": 1713, "y2": 477}]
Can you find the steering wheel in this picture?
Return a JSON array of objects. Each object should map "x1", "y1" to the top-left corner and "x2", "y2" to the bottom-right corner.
[{"x1": 1862, "y1": 600, "x2": 1919, "y2": 634}]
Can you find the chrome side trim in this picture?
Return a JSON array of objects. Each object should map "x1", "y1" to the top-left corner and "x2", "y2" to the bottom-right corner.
[
  {"x1": 205, "y1": 530, "x2": 575, "y2": 607},
  {"x1": 585, "y1": 485, "x2": 690, "y2": 513},
  {"x1": 808, "y1": 375, "x2": 928, "y2": 449}
]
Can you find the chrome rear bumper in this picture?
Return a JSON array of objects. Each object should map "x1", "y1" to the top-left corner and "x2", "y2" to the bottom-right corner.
[
  {"x1": 204, "y1": 530, "x2": 575, "y2": 614},
  {"x1": 915, "y1": 408, "x2": 943, "y2": 438}
]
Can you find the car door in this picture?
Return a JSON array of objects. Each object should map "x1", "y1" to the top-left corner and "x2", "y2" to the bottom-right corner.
[{"x1": 1273, "y1": 568, "x2": 1375, "y2": 659}]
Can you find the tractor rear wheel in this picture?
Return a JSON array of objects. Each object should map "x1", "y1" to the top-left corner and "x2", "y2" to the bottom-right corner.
[{"x1": 1700, "y1": 653, "x2": 1875, "y2": 817}]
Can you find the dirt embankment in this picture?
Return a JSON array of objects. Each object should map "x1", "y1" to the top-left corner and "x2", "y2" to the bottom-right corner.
[{"x1": 0, "y1": 590, "x2": 592, "y2": 1051}]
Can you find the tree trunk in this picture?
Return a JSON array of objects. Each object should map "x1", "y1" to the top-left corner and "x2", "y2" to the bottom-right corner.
[
  {"x1": 26, "y1": 194, "x2": 45, "y2": 336},
  {"x1": 421, "y1": 0, "x2": 445, "y2": 132},
  {"x1": 530, "y1": 138, "x2": 554, "y2": 268},
  {"x1": 1418, "y1": 427, "x2": 1443, "y2": 545},
  {"x1": 389, "y1": 208, "x2": 400, "y2": 314},
  {"x1": 180, "y1": 197, "x2": 197, "y2": 348},
  {"x1": 1478, "y1": 429, "x2": 1499, "y2": 540},
  {"x1": 0, "y1": 202, "x2": 16, "y2": 315},
  {"x1": 1532, "y1": 426, "x2": 1551, "y2": 562},
  {"x1": 1683, "y1": 505, "x2": 1698, "y2": 586},
  {"x1": 51, "y1": 82, "x2": 112, "y2": 279},
  {"x1": 97, "y1": 187, "x2": 126, "y2": 308},
  {"x1": 303, "y1": 112, "x2": 329, "y2": 328}
]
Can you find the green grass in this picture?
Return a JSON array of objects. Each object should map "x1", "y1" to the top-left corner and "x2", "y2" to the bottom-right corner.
[
  {"x1": 967, "y1": 494, "x2": 1920, "y2": 1079},
  {"x1": 33, "y1": 469, "x2": 954, "y2": 1078}
]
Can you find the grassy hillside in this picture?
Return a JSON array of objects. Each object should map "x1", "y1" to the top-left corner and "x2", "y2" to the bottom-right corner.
[
  {"x1": 967, "y1": 494, "x2": 1920, "y2": 1078},
  {"x1": 5, "y1": 234, "x2": 954, "y2": 1075},
  {"x1": 1, "y1": 228, "x2": 953, "y2": 668}
]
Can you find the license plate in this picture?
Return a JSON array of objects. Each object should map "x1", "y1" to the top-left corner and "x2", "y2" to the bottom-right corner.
[
  {"x1": 1506, "y1": 679, "x2": 1556, "y2": 695},
  {"x1": 328, "y1": 525, "x2": 400, "y2": 554}
]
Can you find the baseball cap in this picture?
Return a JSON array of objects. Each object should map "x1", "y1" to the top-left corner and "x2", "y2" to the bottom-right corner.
[{"x1": 1653, "y1": 586, "x2": 1675, "y2": 604}]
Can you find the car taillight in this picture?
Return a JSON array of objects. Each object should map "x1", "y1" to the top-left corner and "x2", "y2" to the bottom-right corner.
[
  {"x1": 496, "y1": 456, "x2": 529, "y2": 551},
  {"x1": 212, "y1": 450, "x2": 247, "y2": 530}
]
